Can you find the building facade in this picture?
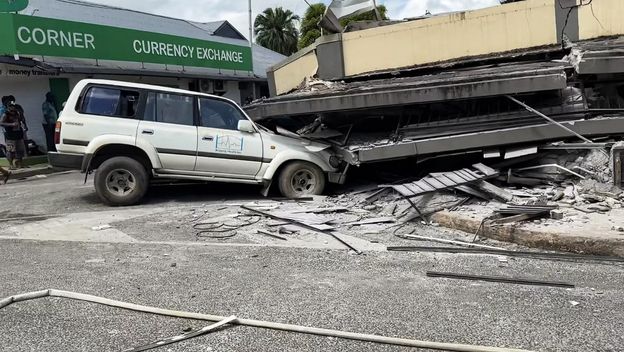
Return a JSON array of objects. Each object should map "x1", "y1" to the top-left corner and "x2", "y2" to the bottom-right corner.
[{"x1": 0, "y1": 0, "x2": 285, "y2": 151}]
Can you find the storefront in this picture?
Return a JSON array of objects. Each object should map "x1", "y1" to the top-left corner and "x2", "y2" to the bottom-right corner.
[{"x1": 0, "y1": 0, "x2": 284, "y2": 152}]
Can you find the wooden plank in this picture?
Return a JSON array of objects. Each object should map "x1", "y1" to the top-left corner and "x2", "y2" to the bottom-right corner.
[
  {"x1": 475, "y1": 181, "x2": 514, "y2": 202},
  {"x1": 423, "y1": 177, "x2": 446, "y2": 189},
  {"x1": 465, "y1": 169, "x2": 486, "y2": 179},
  {"x1": 456, "y1": 169, "x2": 478, "y2": 181},
  {"x1": 434, "y1": 175, "x2": 457, "y2": 187},
  {"x1": 472, "y1": 163, "x2": 498, "y2": 176},
  {"x1": 454, "y1": 185, "x2": 491, "y2": 200},
  {"x1": 404, "y1": 183, "x2": 425, "y2": 195},
  {"x1": 446, "y1": 172, "x2": 469, "y2": 184},
  {"x1": 392, "y1": 185, "x2": 414, "y2": 197},
  {"x1": 415, "y1": 180, "x2": 436, "y2": 192}
]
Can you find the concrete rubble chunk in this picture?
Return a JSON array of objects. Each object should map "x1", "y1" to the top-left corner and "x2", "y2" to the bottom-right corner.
[
  {"x1": 550, "y1": 210, "x2": 564, "y2": 220},
  {"x1": 564, "y1": 186, "x2": 575, "y2": 199},
  {"x1": 584, "y1": 194, "x2": 606, "y2": 203},
  {"x1": 551, "y1": 190, "x2": 565, "y2": 201}
]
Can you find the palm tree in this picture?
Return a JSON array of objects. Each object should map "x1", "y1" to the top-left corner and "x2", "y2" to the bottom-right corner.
[
  {"x1": 254, "y1": 7, "x2": 300, "y2": 56},
  {"x1": 298, "y1": 3, "x2": 326, "y2": 49}
]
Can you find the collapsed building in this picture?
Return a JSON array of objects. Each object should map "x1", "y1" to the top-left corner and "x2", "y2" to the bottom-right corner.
[{"x1": 245, "y1": 0, "x2": 624, "y2": 181}]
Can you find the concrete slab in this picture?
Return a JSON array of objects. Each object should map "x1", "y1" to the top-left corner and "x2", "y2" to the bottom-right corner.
[{"x1": 431, "y1": 204, "x2": 624, "y2": 257}]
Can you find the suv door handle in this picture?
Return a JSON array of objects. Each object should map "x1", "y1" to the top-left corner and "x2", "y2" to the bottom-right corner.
[
  {"x1": 142, "y1": 129, "x2": 154, "y2": 135},
  {"x1": 202, "y1": 136, "x2": 214, "y2": 141}
]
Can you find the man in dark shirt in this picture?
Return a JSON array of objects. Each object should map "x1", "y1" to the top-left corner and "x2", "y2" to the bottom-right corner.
[{"x1": 0, "y1": 102, "x2": 25, "y2": 169}]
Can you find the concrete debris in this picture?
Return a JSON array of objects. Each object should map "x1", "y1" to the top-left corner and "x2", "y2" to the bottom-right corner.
[
  {"x1": 550, "y1": 210, "x2": 564, "y2": 220},
  {"x1": 257, "y1": 230, "x2": 288, "y2": 241},
  {"x1": 426, "y1": 271, "x2": 575, "y2": 288},
  {"x1": 551, "y1": 190, "x2": 564, "y2": 201},
  {"x1": 587, "y1": 204, "x2": 611, "y2": 213},
  {"x1": 279, "y1": 225, "x2": 301, "y2": 234},
  {"x1": 241, "y1": 205, "x2": 363, "y2": 254},
  {"x1": 91, "y1": 225, "x2": 112, "y2": 231},
  {"x1": 348, "y1": 217, "x2": 395, "y2": 226},
  {"x1": 583, "y1": 194, "x2": 605, "y2": 203},
  {"x1": 475, "y1": 181, "x2": 514, "y2": 202}
]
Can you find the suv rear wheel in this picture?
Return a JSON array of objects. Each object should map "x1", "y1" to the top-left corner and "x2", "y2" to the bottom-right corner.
[
  {"x1": 94, "y1": 156, "x2": 149, "y2": 206},
  {"x1": 278, "y1": 161, "x2": 326, "y2": 198}
]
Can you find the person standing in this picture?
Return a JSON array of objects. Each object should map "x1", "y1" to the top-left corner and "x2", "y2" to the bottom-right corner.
[
  {"x1": 0, "y1": 165, "x2": 9, "y2": 184},
  {"x1": 42, "y1": 92, "x2": 58, "y2": 152},
  {"x1": 0, "y1": 100, "x2": 10, "y2": 181},
  {"x1": 0, "y1": 102, "x2": 26, "y2": 169},
  {"x1": 8, "y1": 95, "x2": 29, "y2": 157},
  {"x1": 0, "y1": 96, "x2": 11, "y2": 172}
]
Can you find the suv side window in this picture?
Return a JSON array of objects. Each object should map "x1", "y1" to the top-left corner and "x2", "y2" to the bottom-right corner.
[
  {"x1": 144, "y1": 92, "x2": 194, "y2": 126},
  {"x1": 81, "y1": 86, "x2": 140, "y2": 118},
  {"x1": 199, "y1": 98, "x2": 246, "y2": 130}
]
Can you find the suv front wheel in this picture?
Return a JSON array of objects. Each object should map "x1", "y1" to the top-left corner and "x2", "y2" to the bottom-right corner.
[
  {"x1": 278, "y1": 161, "x2": 326, "y2": 198},
  {"x1": 94, "y1": 156, "x2": 149, "y2": 206}
]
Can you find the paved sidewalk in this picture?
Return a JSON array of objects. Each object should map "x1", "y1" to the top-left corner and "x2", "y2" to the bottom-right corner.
[{"x1": 432, "y1": 204, "x2": 624, "y2": 257}]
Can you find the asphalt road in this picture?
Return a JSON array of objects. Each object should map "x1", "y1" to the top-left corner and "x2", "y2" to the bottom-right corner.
[{"x1": 1, "y1": 172, "x2": 623, "y2": 352}]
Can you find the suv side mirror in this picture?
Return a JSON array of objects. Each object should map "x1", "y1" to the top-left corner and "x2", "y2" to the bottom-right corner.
[{"x1": 238, "y1": 120, "x2": 256, "y2": 133}]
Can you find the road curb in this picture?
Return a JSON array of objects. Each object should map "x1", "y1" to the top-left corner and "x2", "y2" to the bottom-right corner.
[
  {"x1": 10, "y1": 166, "x2": 72, "y2": 180},
  {"x1": 431, "y1": 211, "x2": 624, "y2": 257}
]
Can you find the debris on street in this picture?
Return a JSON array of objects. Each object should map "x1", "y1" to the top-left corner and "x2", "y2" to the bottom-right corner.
[{"x1": 425, "y1": 271, "x2": 575, "y2": 288}]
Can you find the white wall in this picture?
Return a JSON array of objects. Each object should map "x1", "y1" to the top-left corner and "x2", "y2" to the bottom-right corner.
[
  {"x1": 0, "y1": 76, "x2": 51, "y2": 150},
  {"x1": 222, "y1": 80, "x2": 241, "y2": 105}
]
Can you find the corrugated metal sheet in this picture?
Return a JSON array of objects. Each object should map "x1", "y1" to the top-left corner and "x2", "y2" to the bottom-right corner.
[
  {"x1": 389, "y1": 163, "x2": 498, "y2": 198},
  {"x1": 25, "y1": 0, "x2": 241, "y2": 45}
]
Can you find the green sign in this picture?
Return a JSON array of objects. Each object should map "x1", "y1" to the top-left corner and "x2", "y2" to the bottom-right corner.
[
  {"x1": 0, "y1": 13, "x2": 253, "y2": 71},
  {"x1": 0, "y1": 0, "x2": 28, "y2": 12}
]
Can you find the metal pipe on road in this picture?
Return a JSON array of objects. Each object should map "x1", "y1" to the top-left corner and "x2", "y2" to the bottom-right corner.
[{"x1": 0, "y1": 289, "x2": 534, "y2": 352}]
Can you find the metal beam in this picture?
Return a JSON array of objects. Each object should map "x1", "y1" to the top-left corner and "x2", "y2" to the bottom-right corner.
[
  {"x1": 426, "y1": 271, "x2": 575, "y2": 288},
  {"x1": 355, "y1": 117, "x2": 624, "y2": 163},
  {"x1": 577, "y1": 56, "x2": 624, "y2": 74}
]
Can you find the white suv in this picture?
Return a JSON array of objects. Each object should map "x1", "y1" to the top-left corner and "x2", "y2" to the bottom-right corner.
[{"x1": 49, "y1": 79, "x2": 343, "y2": 206}]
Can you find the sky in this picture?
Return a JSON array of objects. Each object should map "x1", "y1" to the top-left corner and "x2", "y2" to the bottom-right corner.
[{"x1": 82, "y1": 0, "x2": 500, "y2": 40}]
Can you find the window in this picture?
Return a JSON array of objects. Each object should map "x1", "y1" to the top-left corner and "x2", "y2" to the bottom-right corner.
[
  {"x1": 199, "y1": 98, "x2": 246, "y2": 130},
  {"x1": 82, "y1": 87, "x2": 139, "y2": 118},
  {"x1": 144, "y1": 92, "x2": 195, "y2": 126}
]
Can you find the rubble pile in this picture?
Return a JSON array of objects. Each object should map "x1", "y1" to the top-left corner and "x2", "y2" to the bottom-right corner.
[{"x1": 329, "y1": 142, "x2": 624, "y2": 249}]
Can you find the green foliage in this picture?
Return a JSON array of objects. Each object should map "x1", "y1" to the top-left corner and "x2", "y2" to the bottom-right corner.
[
  {"x1": 340, "y1": 5, "x2": 388, "y2": 27},
  {"x1": 298, "y1": 3, "x2": 390, "y2": 49},
  {"x1": 298, "y1": 3, "x2": 326, "y2": 49},
  {"x1": 254, "y1": 7, "x2": 300, "y2": 56}
]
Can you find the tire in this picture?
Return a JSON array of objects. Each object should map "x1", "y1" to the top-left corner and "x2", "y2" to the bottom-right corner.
[
  {"x1": 94, "y1": 156, "x2": 149, "y2": 206},
  {"x1": 278, "y1": 161, "x2": 326, "y2": 198}
]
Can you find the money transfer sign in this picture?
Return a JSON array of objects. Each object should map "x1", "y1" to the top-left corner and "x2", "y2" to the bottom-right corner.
[{"x1": 0, "y1": 13, "x2": 253, "y2": 71}]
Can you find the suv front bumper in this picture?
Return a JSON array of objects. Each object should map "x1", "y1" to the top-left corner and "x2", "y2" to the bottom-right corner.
[{"x1": 48, "y1": 152, "x2": 83, "y2": 170}]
